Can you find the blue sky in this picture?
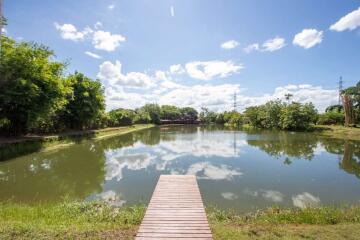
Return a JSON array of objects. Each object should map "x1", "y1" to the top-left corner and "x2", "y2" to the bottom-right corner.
[{"x1": 4, "y1": 0, "x2": 360, "y2": 112}]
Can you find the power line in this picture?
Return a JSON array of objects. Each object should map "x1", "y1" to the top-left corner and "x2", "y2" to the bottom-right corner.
[{"x1": 233, "y1": 92, "x2": 237, "y2": 112}]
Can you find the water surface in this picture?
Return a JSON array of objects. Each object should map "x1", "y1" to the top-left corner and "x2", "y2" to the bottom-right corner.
[{"x1": 1, "y1": 125, "x2": 359, "y2": 212}]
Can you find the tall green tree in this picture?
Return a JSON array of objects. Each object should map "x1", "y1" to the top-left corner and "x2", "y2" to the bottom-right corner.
[
  {"x1": 108, "y1": 108, "x2": 135, "y2": 126},
  {"x1": 199, "y1": 107, "x2": 217, "y2": 123},
  {"x1": 160, "y1": 105, "x2": 181, "y2": 120},
  {"x1": 0, "y1": 36, "x2": 68, "y2": 135},
  {"x1": 280, "y1": 102, "x2": 317, "y2": 130},
  {"x1": 180, "y1": 107, "x2": 198, "y2": 120},
  {"x1": 137, "y1": 104, "x2": 161, "y2": 124},
  {"x1": 60, "y1": 72, "x2": 105, "y2": 129}
]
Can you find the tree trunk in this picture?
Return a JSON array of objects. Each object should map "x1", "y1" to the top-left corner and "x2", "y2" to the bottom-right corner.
[{"x1": 342, "y1": 94, "x2": 353, "y2": 127}]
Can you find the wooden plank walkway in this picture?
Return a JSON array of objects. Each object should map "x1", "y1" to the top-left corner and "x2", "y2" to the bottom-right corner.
[{"x1": 135, "y1": 175, "x2": 213, "y2": 240}]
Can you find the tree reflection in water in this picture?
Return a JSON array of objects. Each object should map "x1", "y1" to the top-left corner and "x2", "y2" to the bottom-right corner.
[
  {"x1": 321, "y1": 138, "x2": 360, "y2": 179},
  {"x1": 246, "y1": 131, "x2": 360, "y2": 180},
  {"x1": 0, "y1": 142, "x2": 106, "y2": 202},
  {"x1": 247, "y1": 131, "x2": 318, "y2": 160},
  {"x1": 0, "y1": 128, "x2": 161, "y2": 203}
]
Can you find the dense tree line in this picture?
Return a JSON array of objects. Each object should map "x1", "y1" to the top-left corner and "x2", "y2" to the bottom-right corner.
[
  {"x1": 107, "y1": 104, "x2": 198, "y2": 126},
  {"x1": 199, "y1": 101, "x2": 318, "y2": 130},
  {"x1": 199, "y1": 81, "x2": 360, "y2": 130}
]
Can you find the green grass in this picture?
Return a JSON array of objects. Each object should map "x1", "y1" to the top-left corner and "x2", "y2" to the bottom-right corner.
[
  {"x1": 207, "y1": 205, "x2": 360, "y2": 225},
  {"x1": 208, "y1": 206, "x2": 360, "y2": 239},
  {"x1": 313, "y1": 125, "x2": 360, "y2": 141},
  {"x1": 0, "y1": 201, "x2": 145, "y2": 239},
  {"x1": 1, "y1": 202, "x2": 360, "y2": 239}
]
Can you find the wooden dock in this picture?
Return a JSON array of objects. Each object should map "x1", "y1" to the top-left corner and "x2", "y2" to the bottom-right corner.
[{"x1": 135, "y1": 175, "x2": 213, "y2": 239}]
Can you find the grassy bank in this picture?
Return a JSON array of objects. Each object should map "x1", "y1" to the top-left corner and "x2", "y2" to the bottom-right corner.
[
  {"x1": 0, "y1": 202, "x2": 145, "y2": 240},
  {"x1": 208, "y1": 206, "x2": 360, "y2": 239},
  {"x1": 313, "y1": 125, "x2": 360, "y2": 141},
  {"x1": 1, "y1": 202, "x2": 360, "y2": 239},
  {"x1": 239, "y1": 124, "x2": 360, "y2": 141},
  {"x1": 0, "y1": 124, "x2": 154, "y2": 161}
]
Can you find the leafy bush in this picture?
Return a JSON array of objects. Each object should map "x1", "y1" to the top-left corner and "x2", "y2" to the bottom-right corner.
[
  {"x1": 243, "y1": 101, "x2": 318, "y2": 130},
  {"x1": 108, "y1": 109, "x2": 135, "y2": 127},
  {"x1": 223, "y1": 111, "x2": 243, "y2": 126},
  {"x1": 280, "y1": 102, "x2": 317, "y2": 130},
  {"x1": 317, "y1": 112, "x2": 345, "y2": 125}
]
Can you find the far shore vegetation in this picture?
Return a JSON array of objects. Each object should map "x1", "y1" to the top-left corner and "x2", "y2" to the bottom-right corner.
[{"x1": 1, "y1": 201, "x2": 360, "y2": 240}]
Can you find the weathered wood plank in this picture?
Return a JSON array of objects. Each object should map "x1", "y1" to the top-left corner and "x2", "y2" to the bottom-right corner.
[{"x1": 135, "y1": 175, "x2": 213, "y2": 239}]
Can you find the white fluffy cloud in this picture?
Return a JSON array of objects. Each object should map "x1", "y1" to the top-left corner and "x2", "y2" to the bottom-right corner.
[
  {"x1": 97, "y1": 60, "x2": 152, "y2": 88},
  {"x1": 262, "y1": 37, "x2": 286, "y2": 52},
  {"x1": 92, "y1": 30, "x2": 126, "y2": 51},
  {"x1": 244, "y1": 37, "x2": 285, "y2": 53},
  {"x1": 185, "y1": 60, "x2": 243, "y2": 80},
  {"x1": 85, "y1": 51, "x2": 102, "y2": 59},
  {"x1": 330, "y1": 7, "x2": 360, "y2": 31},
  {"x1": 221, "y1": 40, "x2": 239, "y2": 49},
  {"x1": 293, "y1": 29, "x2": 323, "y2": 49},
  {"x1": 108, "y1": 4, "x2": 115, "y2": 10},
  {"x1": 55, "y1": 22, "x2": 125, "y2": 51},
  {"x1": 54, "y1": 22, "x2": 90, "y2": 41}
]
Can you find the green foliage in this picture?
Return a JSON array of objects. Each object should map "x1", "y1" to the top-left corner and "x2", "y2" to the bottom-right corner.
[
  {"x1": 180, "y1": 107, "x2": 198, "y2": 120},
  {"x1": 60, "y1": 72, "x2": 105, "y2": 129},
  {"x1": 160, "y1": 105, "x2": 181, "y2": 120},
  {"x1": 263, "y1": 100, "x2": 283, "y2": 128},
  {"x1": 223, "y1": 111, "x2": 243, "y2": 126},
  {"x1": 243, "y1": 101, "x2": 317, "y2": 130},
  {"x1": 0, "y1": 36, "x2": 68, "y2": 135},
  {"x1": 108, "y1": 108, "x2": 135, "y2": 127},
  {"x1": 318, "y1": 111, "x2": 345, "y2": 125},
  {"x1": 280, "y1": 102, "x2": 317, "y2": 130},
  {"x1": 160, "y1": 105, "x2": 198, "y2": 121},
  {"x1": 341, "y1": 81, "x2": 360, "y2": 125},
  {"x1": 243, "y1": 106, "x2": 265, "y2": 128},
  {"x1": 199, "y1": 107, "x2": 218, "y2": 123},
  {"x1": 137, "y1": 104, "x2": 161, "y2": 124},
  {"x1": 326, "y1": 104, "x2": 343, "y2": 113},
  {"x1": 342, "y1": 81, "x2": 360, "y2": 108}
]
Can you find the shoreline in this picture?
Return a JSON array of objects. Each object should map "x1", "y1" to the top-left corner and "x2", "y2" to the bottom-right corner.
[
  {"x1": 312, "y1": 125, "x2": 360, "y2": 141},
  {"x1": 1, "y1": 201, "x2": 359, "y2": 239},
  {"x1": 0, "y1": 124, "x2": 154, "y2": 161}
]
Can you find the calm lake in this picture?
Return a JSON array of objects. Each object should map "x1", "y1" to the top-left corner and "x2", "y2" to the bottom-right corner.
[{"x1": 1, "y1": 125, "x2": 359, "y2": 212}]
